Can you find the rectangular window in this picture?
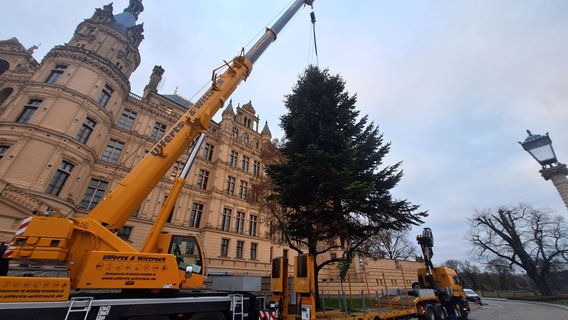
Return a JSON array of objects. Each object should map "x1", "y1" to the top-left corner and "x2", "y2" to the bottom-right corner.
[
  {"x1": 17, "y1": 99, "x2": 42, "y2": 123},
  {"x1": 220, "y1": 239, "x2": 229, "y2": 257},
  {"x1": 45, "y1": 160, "x2": 74, "y2": 196},
  {"x1": 76, "y1": 117, "x2": 96, "y2": 144},
  {"x1": 101, "y1": 139, "x2": 124, "y2": 163},
  {"x1": 250, "y1": 243, "x2": 257, "y2": 260},
  {"x1": 203, "y1": 143, "x2": 214, "y2": 161},
  {"x1": 45, "y1": 64, "x2": 67, "y2": 84},
  {"x1": 236, "y1": 241, "x2": 244, "y2": 259},
  {"x1": 80, "y1": 179, "x2": 108, "y2": 209},
  {"x1": 96, "y1": 84, "x2": 114, "y2": 107},
  {"x1": 235, "y1": 211, "x2": 245, "y2": 234},
  {"x1": 226, "y1": 176, "x2": 235, "y2": 195},
  {"x1": 0, "y1": 145, "x2": 10, "y2": 160},
  {"x1": 253, "y1": 160, "x2": 261, "y2": 176},
  {"x1": 117, "y1": 226, "x2": 132, "y2": 240},
  {"x1": 221, "y1": 208, "x2": 232, "y2": 232},
  {"x1": 150, "y1": 122, "x2": 166, "y2": 140},
  {"x1": 239, "y1": 180, "x2": 248, "y2": 200},
  {"x1": 118, "y1": 108, "x2": 137, "y2": 130},
  {"x1": 249, "y1": 215, "x2": 258, "y2": 237},
  {"x1": 197, "y1": 169, "x2": 209, "y2": 190},
  {"x1": 229, "y1": 151, "x2": 238, "y2": 167},
  {"x1": 190, "y1": 202, "x2": 203, "y2": 228},
  {"x1": 241, "y1": 156, "x2": 250, "y2": 172}
]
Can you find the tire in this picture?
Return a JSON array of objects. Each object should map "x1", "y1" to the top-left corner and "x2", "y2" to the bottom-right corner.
[
  {"x1": 436, "y1": 306, "x2": 448, "y2": 320},
  {"x1": 451, "y1": 304, "x2": 469, "y2": 320},
  {"x1": 425, "y1": 305, "x2": 437, "y2": 320},
  {"x1": 451, "y1": 305, "x2": 462, "y2": 318}
]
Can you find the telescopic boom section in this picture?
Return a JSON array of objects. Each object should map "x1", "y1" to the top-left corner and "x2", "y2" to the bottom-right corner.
[
  {"x1": 87, "y1": 0, "x2": 314, "y2": 231},
  {"x1": 417, "y1": 228, "x2": 435, "y2": 273},
  {"x1": 245, "y1": 0, "x2": 314, "y2": 64}
]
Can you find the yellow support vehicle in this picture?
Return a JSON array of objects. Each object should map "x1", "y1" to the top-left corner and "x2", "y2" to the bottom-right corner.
[{"x1": 269, "y1": 228, "x2": 470, "y2": 320}]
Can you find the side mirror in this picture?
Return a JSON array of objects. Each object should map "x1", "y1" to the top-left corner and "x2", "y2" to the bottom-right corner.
[{"x1": 191, "y1": 264, "x2": 202, "y2": 274}]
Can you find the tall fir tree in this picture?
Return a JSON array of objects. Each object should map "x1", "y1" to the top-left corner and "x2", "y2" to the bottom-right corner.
[{"x1": 266, "y1": 65, "x2": 427, "y2": 301}]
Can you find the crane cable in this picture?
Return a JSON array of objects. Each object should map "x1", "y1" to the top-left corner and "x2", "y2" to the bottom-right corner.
[{"x1": 310, "y1": 10, "x2": 319, "y2": 66}]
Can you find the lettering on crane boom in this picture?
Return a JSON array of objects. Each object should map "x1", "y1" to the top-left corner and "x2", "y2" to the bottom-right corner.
[
  {"x1": 150, "y1": 122, "x2": 184, "y2": 157},
  {"x1": 187, "y1": 77, "x2": 224, "y2": 116},
  {"x1": 189, "y1": 87, "x2": 214, "y2": 116}
]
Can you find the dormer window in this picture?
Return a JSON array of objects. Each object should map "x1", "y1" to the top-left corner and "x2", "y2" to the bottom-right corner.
[{"x1": 123, "y1": 47, "x2": 130, "y2": 57}]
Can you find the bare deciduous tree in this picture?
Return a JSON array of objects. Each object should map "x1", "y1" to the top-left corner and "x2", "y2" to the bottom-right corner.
[
  {"x1": 364, "y1": 229, "x2": 417, "y2": 260},
  {"x1": 485, "y1": 258, "x2": 515, "y2": 291},
  {"x1": 443, "y1": 259, "x2": 482, "y2": 290},
  {"x1": 468, "y1": 204, "x2": 568, "y2": 296}
]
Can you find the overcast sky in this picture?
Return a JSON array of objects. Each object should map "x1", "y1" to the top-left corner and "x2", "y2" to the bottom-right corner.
[{"x1": 3, "y1": 0, "x2": 568, "y2": 266}]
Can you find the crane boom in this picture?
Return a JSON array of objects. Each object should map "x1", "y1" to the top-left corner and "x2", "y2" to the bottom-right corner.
[{"x1": 88, "y1": 0, "x2": 314, "y2": 231}]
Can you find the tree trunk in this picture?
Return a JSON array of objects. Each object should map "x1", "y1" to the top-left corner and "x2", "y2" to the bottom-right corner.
[
  {"x1": 526, "y1": 271, "x2": 552, "y2": 296},
  {"x1": 314, "y1": 267, "x2": 321, "y2": 309}
]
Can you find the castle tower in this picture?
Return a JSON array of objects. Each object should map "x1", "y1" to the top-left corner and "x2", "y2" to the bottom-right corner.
[{"x1": 0, "y1": 1, "x2": 146, "y2": 221}]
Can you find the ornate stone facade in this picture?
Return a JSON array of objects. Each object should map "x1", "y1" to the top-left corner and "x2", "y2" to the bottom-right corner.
[{"x1": 0, "y1": 1, "x2": 422, "y2": 292}]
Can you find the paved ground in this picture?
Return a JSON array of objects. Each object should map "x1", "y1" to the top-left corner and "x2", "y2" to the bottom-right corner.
[{"x1": 468, "y1": 297, "x2": 568, "y2": 320}]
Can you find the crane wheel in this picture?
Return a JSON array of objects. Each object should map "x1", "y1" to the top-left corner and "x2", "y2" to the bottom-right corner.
[
  {"x1": 436, "y1": 306, "x2": 447, "y2": 320},
  {"x1": 425, "y1": 306, "x2": 437, "y2": 320}
]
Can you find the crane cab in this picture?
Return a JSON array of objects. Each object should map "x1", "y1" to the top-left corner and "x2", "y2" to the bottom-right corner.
[{"x1": 157, "y1": 233, "x2": 205, "y2": 288}]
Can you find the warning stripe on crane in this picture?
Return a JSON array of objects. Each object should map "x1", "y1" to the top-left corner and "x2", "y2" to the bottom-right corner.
[
  {"x1": 258, "y1": 311, "x2": 276, "y2": 320},
  {"x1": 15, "y1": 216, "x2": 32, "y2": 235},
  {"x1": 2, "y1": 216, "x2": 32, "y2": 258}
]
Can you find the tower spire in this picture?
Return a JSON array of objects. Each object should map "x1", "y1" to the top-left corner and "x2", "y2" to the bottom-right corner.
[{"x1": 124, "y1": 0, "x2": 144, "y2": 20}]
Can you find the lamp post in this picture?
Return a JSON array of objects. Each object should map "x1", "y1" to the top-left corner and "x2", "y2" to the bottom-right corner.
[{"x1": 519, "y1": 130, "x2": 568, "y2": 210}]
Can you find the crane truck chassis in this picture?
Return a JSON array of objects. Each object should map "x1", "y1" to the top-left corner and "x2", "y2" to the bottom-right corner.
[{"x1": 0, "y1": 0, "x2": 315, "y2": 319}]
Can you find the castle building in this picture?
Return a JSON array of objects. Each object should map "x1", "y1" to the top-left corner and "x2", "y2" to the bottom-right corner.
[{"x1": 0, "y1": 0, "x2": 421, "y2": 293}]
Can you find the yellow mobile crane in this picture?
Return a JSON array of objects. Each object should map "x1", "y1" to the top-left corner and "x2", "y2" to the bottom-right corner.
[{"x1": 0, "y1": 1, "x2": 314, "y2": 319}]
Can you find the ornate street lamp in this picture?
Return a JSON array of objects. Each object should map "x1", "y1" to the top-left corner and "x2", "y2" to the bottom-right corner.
[
  {"x1": 519, "y1": 130, "x2": 558, "y2": 167},
  {"x1": 519, "y1": 130, "x2": 568, "y2": 211}
]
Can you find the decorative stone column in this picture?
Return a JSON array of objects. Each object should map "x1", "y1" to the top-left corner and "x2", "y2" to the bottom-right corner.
[{"x1": 540, "y1": 163, "x2": 568, "y2": 211}]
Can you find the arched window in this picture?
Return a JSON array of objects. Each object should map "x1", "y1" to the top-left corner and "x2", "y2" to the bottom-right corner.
[
  {"x1": 243, "y1": 116, "x2": 252, "y2": 128},
  {"x1": 232, "y1": 128, "x2": 239, "y2": 139},
  {"x1": 0, "y1": 87, "x2": 14, "y2": 105},
  {"x1": 0, "y1": 59, "x2": 9, "y2": 76}
]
